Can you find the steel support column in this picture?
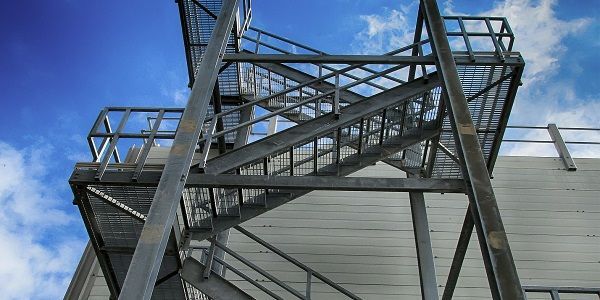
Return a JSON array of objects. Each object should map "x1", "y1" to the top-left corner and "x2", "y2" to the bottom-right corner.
[
  {"x1": 118, "y1": 1, "x2": 239, "y2": 299},
  {"x1": 420, "y1": 0, "x2": 524, "y2": 299},
  {"x1": 408, "y1": 175, "x2": 439, "y2": 300}
]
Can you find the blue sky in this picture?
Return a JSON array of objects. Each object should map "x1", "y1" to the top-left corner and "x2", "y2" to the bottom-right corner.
[{"x1": 0, "y1": 0, "x2": 597, "y2": 299}]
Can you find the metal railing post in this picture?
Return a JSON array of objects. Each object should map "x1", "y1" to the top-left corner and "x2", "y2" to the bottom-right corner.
[
  {"x1": 547, "y1": 123, "x2": 577, "y2": 171},
  {"x1": 334, "y1": 73, "x2": 340, "y2": 117}
]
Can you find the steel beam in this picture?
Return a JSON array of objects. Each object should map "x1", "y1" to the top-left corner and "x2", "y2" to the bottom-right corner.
[
  {"x1": 188, "y1": 174, "x2": 465, "y2": 193},
  {"x1": 70, "y1": 170, "x2": 465, "y2": 193},
  {"x1": 118, "y1": 1, "x2": 239, "y2": 299},
  {"x1": 408, "y1": 175, "x2": 439, "y2": 300},
  {"x1": 441, "y1": 208, "x2": 474, "y2": 300},
  {"x1": 421, "y1": 0, "x2": 524, "y2": 299},
  {"x1": 223, "y1": 53, "x2": 523, "y2": 66}
]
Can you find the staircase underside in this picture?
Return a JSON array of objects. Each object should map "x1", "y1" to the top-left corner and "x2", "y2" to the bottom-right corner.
[{"x1": 70, "y1": 2, "x2": 525, "y2": 297}]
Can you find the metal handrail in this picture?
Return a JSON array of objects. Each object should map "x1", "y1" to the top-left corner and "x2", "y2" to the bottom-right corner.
[
  {"x1": 204, "y1": 63, "x2": 407, "y2": 142},
  {"x1": 207, "y1": 38, "x2": 432, "y2": 125},
  {"x1": 504, "y1": 125, "x2": 600, "y2": 145},
  {"x1": 502, "y1": 124, "x2": 600, "y2": 171},
  {"x1": 233, "y1": 226, "x2": 361, "y2": 300},
  {"x1": 192, "y1": 226, "x2": 362, "y2": 300},
  {"x1": 245, "y1": 26, "x2": 407, "y2": 86},
  {"x1": 523, "y1": 285, "x2": 600, "y2": 299}
]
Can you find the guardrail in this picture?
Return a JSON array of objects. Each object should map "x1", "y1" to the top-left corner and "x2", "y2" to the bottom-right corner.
[
  {"x1": 523, "y1": 286, "x2": 600, "y2": 299},
  {"x1": 503, "y1": 124, "x2": 600, "y2": 171}
]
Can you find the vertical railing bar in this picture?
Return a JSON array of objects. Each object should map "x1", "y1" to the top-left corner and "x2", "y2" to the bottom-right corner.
[
  {"x1": 502, "y1": 17, "x2": 515, "y2": 51},
  {"x1": 306, "y1": 270, "x2": 312, "y2": 300},
  {"x1": 254, "y1": 31, "x2": 261, "y2": 54},
  {"x1": 199, "y1": 117, "x2": 218, "y2": 169},
  {"x1": 379, "y1": 109, "x2": 387, "y2": 145},
  {"x1": 550, "y1": 290, "x2": 560, "y2": 300},
  {"x1": 88, "y1": 108, "x2": 109, "y2": 162},
  {"x1": 357, "y1": 118, "x2": 364, "y2": 154},
  {"x1": 133, "y1": 110, "x2": 166, "y2": 181},
  {"x1": 236, "y1": 168, "x2": 244, "y2": 206},
  {"x1": 334, "y1": 73, "x2": 340, "y2": 116},
  {"x1": 457, "y1": 17, "x2": 475, "y2": 62},
  {"x1": 263, "y1": 156, "x2": 269, "y2": 205},
  {"x1": 408, "y1": 5, "x2": 424, "y2": 81},
  {"x1": 203, "y1": 239, "x2": 216, "y2": 279},
  {"x1": 418, "y1": 92, "x2": 428, "y2": 130},
  {"x1": 88, "y1": 137, "x2": 100, "y2": 163},
  {"x1": 95, "y1": 108, "x2": 131, "y2": 180},
  {"x1": 289, "y1": 146, "x2": 294, "y2": 176},
  {"x1": 313, "y1": 137, "x2": 318, "y2": 174},
  {"x1": 336, "y1": 127, "x2": 342, "y2": 164},
  {"x1": 267, "y1": 69, "x2": 273, "y2": 95},
  {"x1": 417, "y1": 43, "x2": 429, "y2": 80},
  {"x1": 208, "y1": 188, "x2": 218, "y2": 218},
  {"x1": 484, "y1": 17, "x2": 505, "y2": 61},
  {"x1": 111, "y1": 113, "x2": 124, "y2": 164},
  {"x1": 96, "y1": 115, "x2": 114, "y2": 162},
  {"x1": 498, "y1": 22, "x2": 508, "y2": 52},
  {"x1": 365, "y1": 118, "x2": 372, "y2": 148},
  {"x1": 283, "y1": 77, "x2": 288, "y2": 108}
]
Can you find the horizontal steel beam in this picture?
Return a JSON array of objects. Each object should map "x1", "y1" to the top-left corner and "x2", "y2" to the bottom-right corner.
[
  {"x1": 223, "y1": 53, "x2": 523, "y2": 66},
  {"x1": 70, "y1": 169, "x2": 465, "y2": 193},
  {"x1": 189, "y1": 174, "x2": 465, "y2": 193}
]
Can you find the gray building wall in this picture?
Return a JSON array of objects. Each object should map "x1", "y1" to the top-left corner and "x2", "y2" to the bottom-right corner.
[{"x1": 71, "y1": 156, "x2": 600, "y2": 299}]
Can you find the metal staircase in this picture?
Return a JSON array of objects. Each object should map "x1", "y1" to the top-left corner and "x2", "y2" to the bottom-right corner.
[
  {"x1": 68, "y1": 0, "x2": 529, "y2": 299},
  {"x1": 186, "y1": 72, "x2": 442, "y2": 240}
]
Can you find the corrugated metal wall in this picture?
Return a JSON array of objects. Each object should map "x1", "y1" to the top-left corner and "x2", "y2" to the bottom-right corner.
[
  {"x1": 80, "y1": 156, "x2": 600, "y2": 299},
  {"x1": 223, "y1": 157, "x2": 600, "y2": 299}
]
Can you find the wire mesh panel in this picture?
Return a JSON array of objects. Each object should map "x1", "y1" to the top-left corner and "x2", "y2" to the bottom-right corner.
[
  {"x1": 240, "y1": 159, "x2": 267, "y2": 206},
  {"x1": 431, "y1": 65, "x2": 516, "y2": 178},
  {"x1": 179, "y1": 0, "x2": 240, "y2": 96},
  {"x1": 182, "y1": 187, "x2": 213, "y2": 229}
]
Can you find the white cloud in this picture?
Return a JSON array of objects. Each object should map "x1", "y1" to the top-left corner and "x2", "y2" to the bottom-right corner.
[
  {"x1": 479, "y1": 0, "x2": 592, "y2": 84},
  {"x1": 479, "y1": 0, "x2": 598, "y2": 157},
  {"x1": 0, "y1": 141, "x2": 86, "y2": 300},
  {"x1": 354, "y1": 8, "x2": 415, "y2": 54},
  {"x1": 160, "y1": 86, "x2": 189, "y2": 106},
  {"x1": 172, "y1": 88, "x2": 189, "y2": 106},
  {"x1": 353, "y1": 0, "x2": 597, "y2": 157}
]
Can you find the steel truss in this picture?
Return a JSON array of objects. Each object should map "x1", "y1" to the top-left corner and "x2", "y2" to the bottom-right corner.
[{"x1": 67, "y1": 0, "x2": 600, "y2": 299}]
